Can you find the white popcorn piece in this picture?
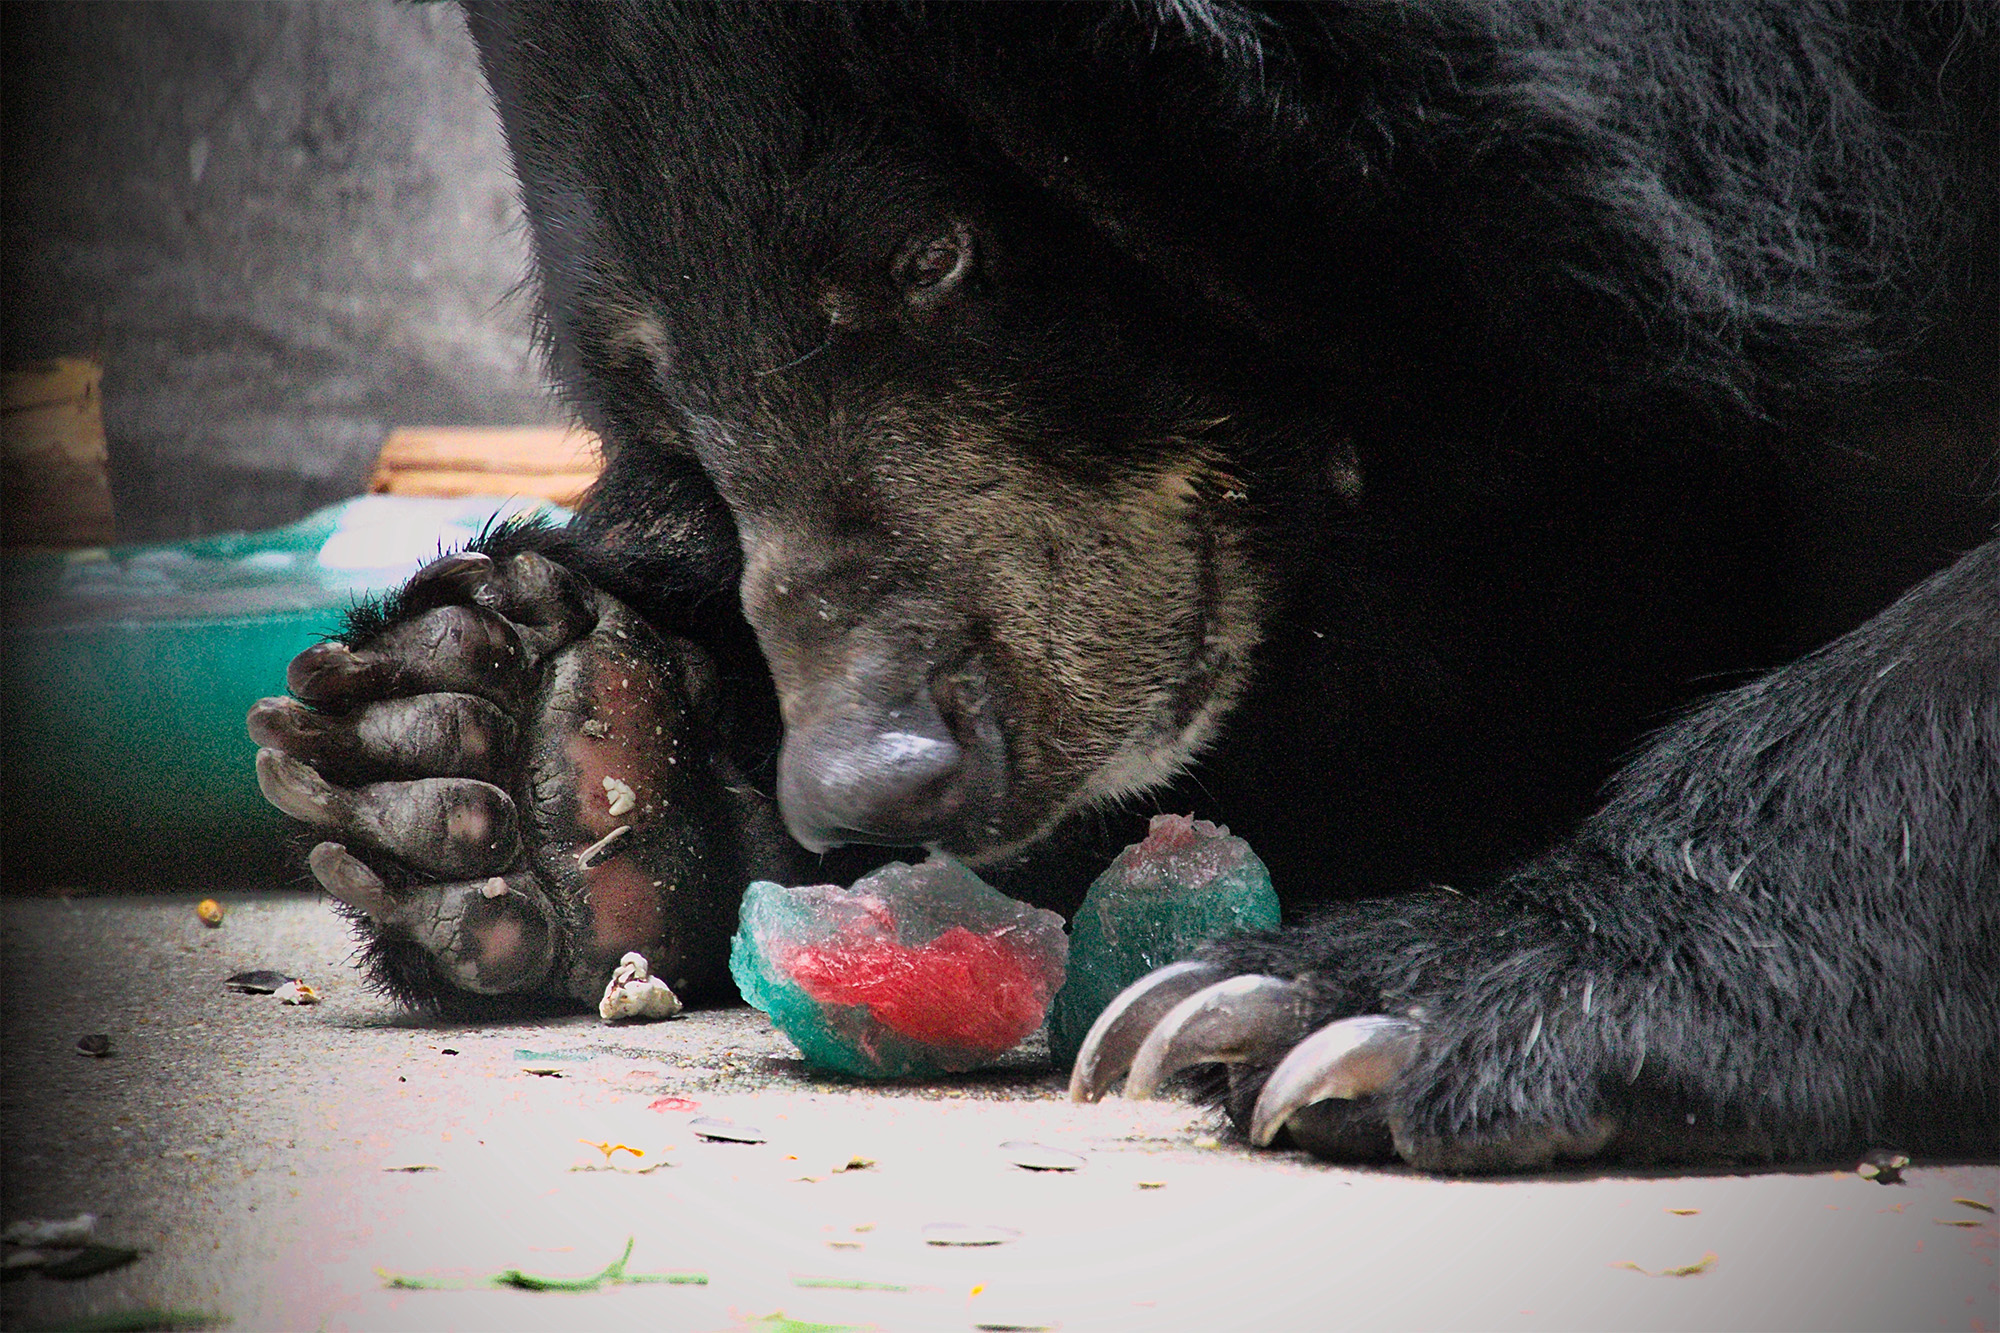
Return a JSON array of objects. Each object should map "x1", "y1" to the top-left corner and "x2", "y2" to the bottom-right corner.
[
  {"x1": 598, "y1": 951, "x2": 683, "y2": 1022},
  {"x1": 602, "y1": 775, "x2": 637, "y2": 817}
]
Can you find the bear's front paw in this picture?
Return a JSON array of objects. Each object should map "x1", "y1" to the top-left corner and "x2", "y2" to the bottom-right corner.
[
  {"x1": 1069, "y1": 959, "x2": 1617, "y2": 1171},
  {"x1": 248, "y1": 547, "x2": 772, "y2": 1011}
]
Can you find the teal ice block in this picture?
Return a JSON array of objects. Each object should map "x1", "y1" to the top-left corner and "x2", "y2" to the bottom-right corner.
[{"x1": 1047, "y1": 813, "x2": 1281, "y2": 1067}]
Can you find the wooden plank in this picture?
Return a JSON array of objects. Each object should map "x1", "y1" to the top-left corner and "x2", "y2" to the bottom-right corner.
[
  {"x1": 2, "y1": 357, "x2": 115, "y2": 548},
  {"x1": 373, "y1": 426, "x2": 600, "y2": 473},
  {"x1": 369, "y1": 425, "x2": 602, "y2": 506},
  {"x1": 371, "y1": 469, "x2": 599, "y2": 506}
]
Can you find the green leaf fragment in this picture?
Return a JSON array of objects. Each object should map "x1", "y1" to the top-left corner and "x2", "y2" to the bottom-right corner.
[
  {"x1": 378, "y1": 1237, "x2": 708, "y2": 1292},
  {"x1": 492, "y1": 1268, "x2": 606, "y2": 1292},
  {"x1": 48, "y1": 1311, "x2": 226, "y2": 1332},
  {"x1": 741, "y1": 1316, "x2": 872, "y2": 1333},
  {"x1": 1613, "y1": 1251, "x2": 1717, "y2": 1277},
  {"x1": 791, "y1": 1276, "x2": 909, "y2": 1291},
  {"x1": 382, "y1": 1273, "x2": 473, "y2": 1291}
]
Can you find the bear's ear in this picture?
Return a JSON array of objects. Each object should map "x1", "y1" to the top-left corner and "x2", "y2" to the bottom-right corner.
[{"x1": 893, "y1": 219, "x2": 977, "y2": 311}]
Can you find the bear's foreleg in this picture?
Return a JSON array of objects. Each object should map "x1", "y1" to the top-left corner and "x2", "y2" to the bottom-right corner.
[{"x1": 1077, "y1": 540, "x2": 2000, "y2": 1170}]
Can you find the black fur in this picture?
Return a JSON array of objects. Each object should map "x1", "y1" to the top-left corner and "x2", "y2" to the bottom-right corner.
[
  {"x1": 403, "y1": 1, "x2": 1996, "y2": 1164},
  {"x1": 1203, "y1": 542, "x2": 1998, "y2": 1164}
]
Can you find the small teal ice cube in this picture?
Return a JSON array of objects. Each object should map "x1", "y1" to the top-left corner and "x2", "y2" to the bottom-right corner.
[{"x1": 1048, "y1": 813, "x2": 1280, "y2": 1066}]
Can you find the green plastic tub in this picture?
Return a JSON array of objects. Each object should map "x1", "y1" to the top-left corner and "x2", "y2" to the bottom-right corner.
[{"x1": 1, "y1": 495, "x2": 566, "y2": 889}]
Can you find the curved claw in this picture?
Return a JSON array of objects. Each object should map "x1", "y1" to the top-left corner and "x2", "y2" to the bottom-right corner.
[
  {"x1": 1124, "y1": 974, "x2": 1308, "y2": 1100},
  {"x1": 480, "y1": 552, "x2": 598, "y2": 649},
  {"x1": 308, "y1": 841, "x2": 395, "y2": 916},
  {"x1": 1248, "y1": 1014, "x2": 1420, "y2": 1148},
  {"x1": 400, "y1": 550, "x2": 497, "y2": 614},
  {"x1": 1067, "y1": 960, "x2": 1225, "y2": 1103}
]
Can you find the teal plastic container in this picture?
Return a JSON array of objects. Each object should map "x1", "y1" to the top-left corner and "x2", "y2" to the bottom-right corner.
[{"x1": 1, "y1": 496, "x2": 565, "y2": 888}]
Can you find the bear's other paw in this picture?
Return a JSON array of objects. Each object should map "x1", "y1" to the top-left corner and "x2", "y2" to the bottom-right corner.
[{"x1": 250, "y1": 545, "x2": 789, "y2": 1011}]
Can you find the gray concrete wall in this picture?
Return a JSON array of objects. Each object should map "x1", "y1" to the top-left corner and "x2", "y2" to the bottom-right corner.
[{"x1": 3, "y1": 1, "x2": 558, "y2": 542}]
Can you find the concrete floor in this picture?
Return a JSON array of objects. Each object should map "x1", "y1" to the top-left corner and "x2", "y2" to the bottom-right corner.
[{"x1": 2, "y1": 891, "x2": 1993, "y2": 1333}]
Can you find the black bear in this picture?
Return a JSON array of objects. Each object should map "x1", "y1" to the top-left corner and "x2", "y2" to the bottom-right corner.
[{"x1": 249, "y1": 2, "x2": 1997, "y2": 1171}]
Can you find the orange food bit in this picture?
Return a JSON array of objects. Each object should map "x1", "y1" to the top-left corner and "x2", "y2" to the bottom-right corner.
[{"x1": 578, "y1": 1138, "x2": 644, "y2": 1162}]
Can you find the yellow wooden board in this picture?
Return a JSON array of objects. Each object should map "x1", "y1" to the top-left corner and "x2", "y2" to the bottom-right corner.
[{"x1": 369, "y1": 425, "x2": 602, "y2": 506}]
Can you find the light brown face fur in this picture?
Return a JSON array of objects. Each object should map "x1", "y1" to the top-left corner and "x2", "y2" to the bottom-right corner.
[{"x1": 698, "y1": 388, "x2": 1267, "y2": 862}]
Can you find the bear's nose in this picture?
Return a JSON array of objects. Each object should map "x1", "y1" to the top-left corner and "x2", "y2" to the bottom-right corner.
[{"x1": 776, "y1": 676, "x2": 1003, "y2": 854}]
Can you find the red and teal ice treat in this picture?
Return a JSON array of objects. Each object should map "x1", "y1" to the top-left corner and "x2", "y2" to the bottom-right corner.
[
  {"x1": 729, "y1": 857, "x2": 1069, "y2": 1079},
  {"x1": 1048, "y1": 813, "x2": 1281, "y2": 1066}
]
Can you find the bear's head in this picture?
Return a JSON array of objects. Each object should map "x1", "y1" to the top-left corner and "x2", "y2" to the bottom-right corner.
[{"x1": 477, "y1": 2, "x2": 1346, "y2": 863}]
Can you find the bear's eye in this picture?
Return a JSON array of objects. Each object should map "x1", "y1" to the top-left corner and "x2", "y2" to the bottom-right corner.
[{"x1": 894, "y1": 220, "x2": 975, "y2": 309}]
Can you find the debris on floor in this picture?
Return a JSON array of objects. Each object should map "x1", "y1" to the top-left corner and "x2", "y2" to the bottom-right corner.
[
  {"x1": 922, "y1": 1223, "x2": 1021, "y2": 1247},
  {"x1": 3, "y1": 1214, "x2": 144, "y2": 1283},
  {"x1": 1856, "y1": 1149, "x2": 1910, "y2": 1185},
  {"x1": 378, "y1": 1237, "x2": 706, "y2": 1292},
  {"x1": 999, "y1": 1142, "x2": 1085, "y2": 1172},
  {"x1": 223, "y1": 970, "x2": 294, "y2": 995},
  {"x1": 690, "y1": 1116, "x2": 767, "y2": 1144},
  {"x1": 598, "y1": 950, "x2": 683, "y2": 1022}
]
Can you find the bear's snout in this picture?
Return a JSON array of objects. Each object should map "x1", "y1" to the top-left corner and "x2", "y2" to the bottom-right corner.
[{"x1": 775, "y1": 660, "x2": 1008, "y2": 856}]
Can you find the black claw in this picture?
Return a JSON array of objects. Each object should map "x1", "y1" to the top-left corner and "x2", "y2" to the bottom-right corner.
[
  {"x1": 484, "y1": 552, "x2": 598, "y2": 645},
  {"x1": 1068, "y1": 960, "x2": 1226, "y2": 1103},
  {"x1": 286, "y1": 641, "x2": 374, "y2": 704},
  {"x1": 1123, "y1": 974, "x2": 1307, "y2": 1099},
  {"x1": 401, "y1": 551, "x2": 498, "y2": 614}
]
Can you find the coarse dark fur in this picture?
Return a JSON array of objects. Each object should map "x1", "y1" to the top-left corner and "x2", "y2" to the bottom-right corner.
[{"x1": 301, "y1": 1, "x2": 1994, "y2": 1169}]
